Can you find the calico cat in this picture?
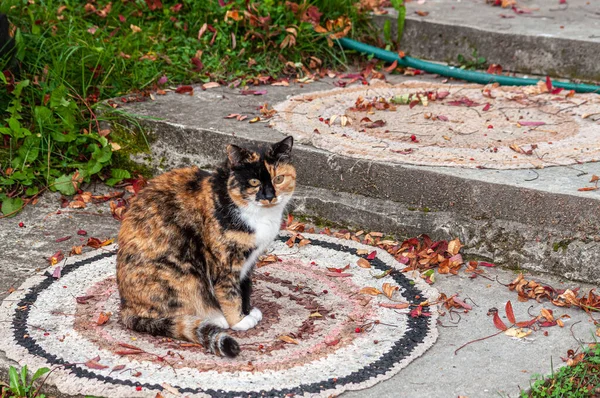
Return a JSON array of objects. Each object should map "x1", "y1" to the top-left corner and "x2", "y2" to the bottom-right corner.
[{"x1": 116, "y1": 137, "x2": 295, "y2": 358}]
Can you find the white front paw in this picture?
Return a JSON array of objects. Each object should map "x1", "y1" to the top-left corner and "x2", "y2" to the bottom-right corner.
[
  {"x1": 249, "y1": 307, "x2": 262, "y2": 322},
  {"x1": 231, "y1": 314, "x2": 259, "y2": 331}
]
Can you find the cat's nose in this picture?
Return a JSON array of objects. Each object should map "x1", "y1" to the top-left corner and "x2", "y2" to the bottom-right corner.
[{"x1": 257, "y1": 184, "x2": 276, "y2": 202}]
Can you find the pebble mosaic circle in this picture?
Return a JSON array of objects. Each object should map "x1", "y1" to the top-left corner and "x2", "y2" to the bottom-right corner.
[
  {"x1": 272, "y1": 81, "x2": 600, "y2": 169},
  {"x1": 0, "y1": 234, "x2": 438, "y2": 397}
]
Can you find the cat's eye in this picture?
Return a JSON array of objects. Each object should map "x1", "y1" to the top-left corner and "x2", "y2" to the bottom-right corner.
[
  {"x1": 273, "y1": 175, "x2": 285, "y2": 184},
  {"x1": 248, "y1": 179, "x2": 260, "y2": 187}
]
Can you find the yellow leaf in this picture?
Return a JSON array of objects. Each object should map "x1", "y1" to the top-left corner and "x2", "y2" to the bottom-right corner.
[
  {"x1": 279, "y1": 335, "x2": 299, "y2": 344},
  {"x1": 110, "y1": 142, "x2": 121, "y2": 151},
  {"x1": 382, "y1": 283, "x2": 398, "y2": 299},
  {"x1": 504, "y1": 327, "x2": 531, "y2": 338},
  {"x1": 356, "y1": 249, "x2": 369, "y2": 255},
  {"x1": 447, "y1": 238, "x2": 462, "y2": 255},
  {"x1": 309, "y1": 312, "x2": 322, "y2": 318},
  {"x1": 357, "y1": 258, "x2": 371, "y2": 269},
  {"x1": 557, "y1": 319, "x2": 564, "y2": 328},
  {"x1": 359, "y1": 287, "x2": 382, "y2": 296},
  {"x1": 540, "y1": 308, "x2": 554, "y2": 321},
  {"x1": 130, "y1": 24, "x2": 142, "y2": 33},
  {"x1": 249, "y1": 117, "x2": 261, "y2": 123}
]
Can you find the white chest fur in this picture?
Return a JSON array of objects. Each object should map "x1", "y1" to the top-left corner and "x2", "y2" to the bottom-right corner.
[{"x1": 238, "y1": 201, "x2": 287, "y2": 280}]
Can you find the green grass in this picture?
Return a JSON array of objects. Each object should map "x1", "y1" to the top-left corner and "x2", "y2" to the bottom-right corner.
[
  {"x1": 0, "y1": 0, "x2": 380, "y2": 216},
  {"x1": 523, "y1": 343, "x2": 600, "y2": 397}
]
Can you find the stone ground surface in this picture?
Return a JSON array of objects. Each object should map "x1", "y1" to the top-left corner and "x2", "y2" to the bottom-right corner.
[
  {"x1": 1, "y1": 192, "x2": 598, "y2": 398},
  {"x1": 379, "y1": 0, "x2": 600, "y2": 80},
  {"x1": 3, "y1": 6, "x2": 600, "y2": 396},
  {"x1": 114, "y1": 73, "x2": 600, "y2": 285}
]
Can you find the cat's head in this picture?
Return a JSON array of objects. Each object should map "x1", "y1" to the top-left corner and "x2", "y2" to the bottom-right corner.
[{"x1": 225, "y1": 136, "x2": 296, "y2": 208}]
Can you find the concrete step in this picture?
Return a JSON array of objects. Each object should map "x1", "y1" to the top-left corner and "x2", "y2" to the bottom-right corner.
[
  {"x1": 112, "y1": 74, "x2": 600, "y2": 283},
  {"x1": 374, "y1": 0, "x2": 600, "y2": 81}
]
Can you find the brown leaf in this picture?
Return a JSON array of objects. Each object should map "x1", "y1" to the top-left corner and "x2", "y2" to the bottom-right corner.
[
  {"x1": 70, "y1": 245, "x2": 83, "y2": 255},
  {"x1": 85, "y1": 359, "x2": 108, "y2": 370},
  {"x1": 379, "y1": 302, "x2": 410, "y2": 309},
  {"x1": 447, "y1": 238, "x2": 462, "y2": 255},
  {"x1": 298, "y1": 239, "x2": 311, "y2": 247},
  {"x1": 279, "y1": 335, "x2": 299, "y2": 344},
  {"x1": 357, "y1": 258, "x2": 371, "y2": 268},
  {"x1": 111, "y1": 364, "x2": 126, "y2": 372},
  {"x1": 202, "y1": 82, "x2": 220, "y2": 90},
  {"x1": 590, "y1": 175, "x2": 599, "y2": 183},
  {"x1": 540, "y1": 308, "x2": 554, "y2": 322},
  {"x1": 325, "y1": 272, "x2": 353, "y2": 277},
  {"x1": 359, "y1": 287, "x2": 382, "y2": 296},
  {"x1": 381, "y1": 283, "x2": 398, "y2": 299},
  {"x1": 415, "y1": 10, "x2": 429, "y2": 16},
  {"x1": 115, "y1": 349, "x2": 144, "y2": 355},
  {"x1": 97, "y1": 311, "x2": 112, "y2": 325}
]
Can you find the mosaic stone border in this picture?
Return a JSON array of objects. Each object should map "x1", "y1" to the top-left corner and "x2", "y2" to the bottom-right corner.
[{"x1": 0, "y1": 234, "x2": 439, "y2": 397}]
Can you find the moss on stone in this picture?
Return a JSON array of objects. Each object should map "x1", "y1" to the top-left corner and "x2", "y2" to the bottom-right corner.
[{"x1": 109, "y1": 122, "x2": 155, "y2": 178}]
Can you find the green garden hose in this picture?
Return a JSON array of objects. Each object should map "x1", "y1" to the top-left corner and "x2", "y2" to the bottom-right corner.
[{"x1": 339, "y1": 38, "x2": 600, "y2": 94}]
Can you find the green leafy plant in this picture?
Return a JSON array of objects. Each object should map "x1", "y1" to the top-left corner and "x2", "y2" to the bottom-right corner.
[
  {"x1": 1, "y1": 365, "x2": 50, "y2": 398},
  {"x1": 391, "y1": 0, "x2": 406, "y2": 46},
  {"x1": 0, "y1": 0, "x2": 380, "y2": 216},
  {"x1": 522, "y1": 343, "x2": 600, "y2": 397},
  {"x1": 457, "y1": 49, "x2": 487, "y2": 70}
]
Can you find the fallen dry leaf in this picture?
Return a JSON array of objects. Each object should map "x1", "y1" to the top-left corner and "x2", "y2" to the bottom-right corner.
[
  {"x1": 97, "y1": 311, "x2": 112, "y2": 325},
  {"x1": 382, "y1": 283, "x2": 398, "y2": 299},
  {"x1": 379, "y1": 302, "x2": 410, "y2": 309},
  {"x1": 359, "y1": 287, "x2": 382, "y2": 296},
  {"x1": 279, "y1": 335, "x2": 299, "y2": 344},
  {"x1": 357, "y1": 258, "x2": 371, "y2": 269}
]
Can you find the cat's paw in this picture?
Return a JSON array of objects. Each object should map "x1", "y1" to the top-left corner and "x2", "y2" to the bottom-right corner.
[
  {"x1": 231, "y1": 309, "x2": 262, "y2": 331},
  {"x1": 249, "y1": 307, "x2": 262, "y2": 322},
  {"x1": 209, "y1": 314, "x2": 230, "y2": 329}
]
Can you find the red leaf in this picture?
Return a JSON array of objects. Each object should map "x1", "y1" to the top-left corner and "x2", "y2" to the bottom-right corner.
[
  {"x1": 76, "y1": 295, "x2": 96, "y2": 304},
  {"x1": 115, "y1": 350, "x2": 144, "y2": 355},
  {"x1": 452, "y1": 297, "x2": 472, "y2": 311},
  {"x1": 545, "y1": 76, "x2": 553, "y2": 91},
  {"x1": 175, "y1": 85, "x2": 193, "y2": 95},
  {"x1": 325, "y1": 338, "x2": 340, "y2": 347},
  {"x1": 52, "y1": 266, "x2": 61, "y2": 279},
  {"x1": 515, "y1": 318, "x2": 538, "y2": 328},
  {"x1": 482, "y1": 103, "x2": 491, "y2": 112},
  {"x1": 190, "y1": 57, "x2": 203, "y2": 72},
  {"x1": 325, "y1": 272, "x2": 353, "y2": 277},
  {"x1": 366, "y1": 251, "x2": 377, "y2": 260},
  {"x1": 85, "y1": 359, "x2": 108, "y2": 370},
  {"x1": 409, "y1": 99, "x2": 420, "y2": 109},
  {"x1": 118, "y1": 342, "x2": 143, "y2": 350},
  {"x1": 55, "y1": 235, "x2": 72, "y2": 243},
  {"x1": 144, "y1": 0, "x2": 163, "y2": 11},
  {"x1": 539, "y1": 321, "x2": 558, "y2": 327},
  {"x1": 479, "y1": 262, "x2": 496, "y2": 267},
  {"x1": 111, "y1": 364, "x2": 126, "y2": 372},
  {"x1": 493, "y1": 312, "x2": 508, "y2": 331},
  {"x1": 505, "y1": 301, "x2": 516, "y2": 324},
  {"x1": 578, "y1": 187, "x2": 599, "y2": 192}
]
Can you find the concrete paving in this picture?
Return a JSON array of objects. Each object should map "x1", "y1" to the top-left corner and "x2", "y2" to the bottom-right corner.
[
  {"x1": 375, "y1": 0, "x2": 600, "y2": 81},
  {"x1": 1, "y1": 193, "x2": 598, "y2": 397},
  {"x1": 112, "y1": 74, "x2": 600, "y2": 284}
]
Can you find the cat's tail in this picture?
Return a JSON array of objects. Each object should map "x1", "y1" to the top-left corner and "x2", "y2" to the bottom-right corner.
[{"x1": 123, "y1": 315, "x2": 240, "y2": 358}]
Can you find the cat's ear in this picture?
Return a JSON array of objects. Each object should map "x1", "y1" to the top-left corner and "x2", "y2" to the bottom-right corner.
[
  {"x1": 268, "y1": 136, "x2": 293, "y2": 161},
  {"x1": 226, "y1": 144, "x2": 254, "y2": 167}
]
